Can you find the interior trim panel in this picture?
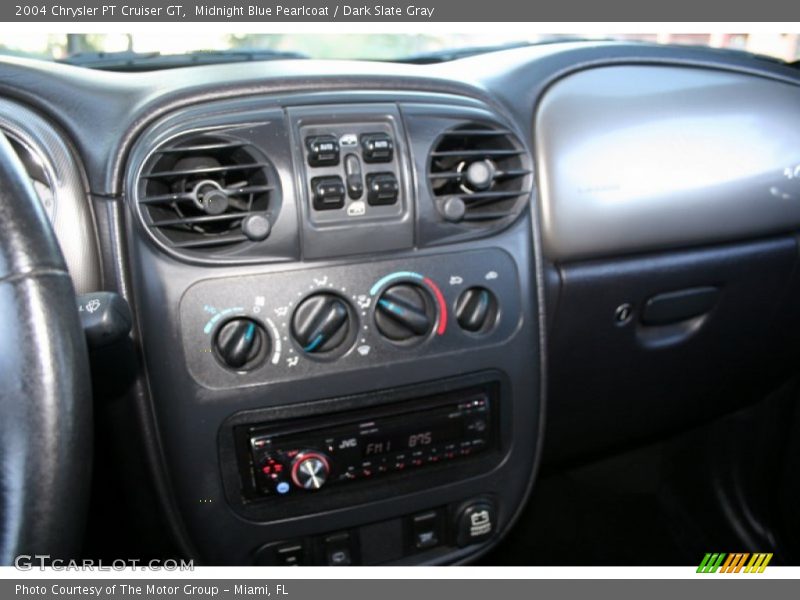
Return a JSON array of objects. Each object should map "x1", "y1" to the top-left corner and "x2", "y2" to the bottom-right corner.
[
  {"x1": 0, "y1": 98, "x2": 101, "y2": 293},
  {"x1": 536, "y1": 65, "x2": 800, "y2": 261}
]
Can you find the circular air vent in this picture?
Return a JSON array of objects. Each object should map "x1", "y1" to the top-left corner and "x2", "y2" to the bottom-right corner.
[
  {"x1": 136, "y1": 132, "x2": 280, "y2": 253},
  {"x1": 428, "y1": 123, "x2": 532, "y2": 224}
]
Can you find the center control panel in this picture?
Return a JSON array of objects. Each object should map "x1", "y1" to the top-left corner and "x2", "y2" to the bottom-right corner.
[
  {"x1": 179, "y1": 248, "x2": 521, "y2": 389},
  {"x1": 127, "y1": 92, "x2": 539, "y2": 565}
]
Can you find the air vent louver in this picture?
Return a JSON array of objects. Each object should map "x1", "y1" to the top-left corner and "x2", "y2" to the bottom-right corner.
[
  {"x1": 428, "y1": 123, "x2": 532, "y2": 223},
  {"x1": 137, "y1": 133, "x2": 280, "y2": 252}
]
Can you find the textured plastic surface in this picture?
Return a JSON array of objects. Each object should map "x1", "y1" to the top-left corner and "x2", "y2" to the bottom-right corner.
[
  {"x1": 544, "y1": 236, "x2": 800, "y2": 464},
  {"x1": 0, "y1": 98, "x2": 101, "y2": 293},
  {"x1": 537, "y1": 66, "x2": 800, "y2": 261}
]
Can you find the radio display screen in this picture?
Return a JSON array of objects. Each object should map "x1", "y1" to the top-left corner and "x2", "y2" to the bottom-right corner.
[{"x1": 360, "y1": 415, "x2": 463, "y2": 458}]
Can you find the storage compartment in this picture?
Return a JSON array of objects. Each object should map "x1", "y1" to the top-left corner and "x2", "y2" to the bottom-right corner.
[{"x1": 544, "y1": 236, "x2": 800, "y2": 464}]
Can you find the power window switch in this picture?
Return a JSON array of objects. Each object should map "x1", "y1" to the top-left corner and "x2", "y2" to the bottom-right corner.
[
  {"x1": 366, "y1": 172, "x2": 399, "y2": 206},
  {"x1": 361, "y1": 133, "x2": 394, "y2": 163},
  {"x1": 306, "y1": 135, "x2": 340, "y2": 167},
  {"x1": 312, "y1": 176, "x2": 346, "y2": 210}
]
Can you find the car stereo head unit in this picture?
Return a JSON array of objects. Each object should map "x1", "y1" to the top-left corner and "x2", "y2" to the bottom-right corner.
[{"x1": 235, "y1": 384, "x2": 496, "y2": 501}]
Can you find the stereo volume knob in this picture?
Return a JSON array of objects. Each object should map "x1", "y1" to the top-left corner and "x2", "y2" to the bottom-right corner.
[
  {"x1": 214, "y1": 317, "x2": 268, "y2": 370},
  {"x1": 292, "y1": 293, "x2": 352, "y2": 354},
  {"x1": 375, "y1": 283, "x2": 434, "y2": 342},
  {"x1": 291, "y1": 452, "x2": 330, "y2": 491}
]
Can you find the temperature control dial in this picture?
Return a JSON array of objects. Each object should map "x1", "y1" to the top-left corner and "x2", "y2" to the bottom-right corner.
[
  {"x1": 214, "y1": 317, "x2": 269, "y2": 370},
  {"x1": 292, "y1": 293, "x2": 353, "y2": 354},
  {"x1": 291, "y1": 451, "x2": 331, "y2": 491},
  {"x1": 375, "y1": 283, "x2": 435, "y2": 342}
]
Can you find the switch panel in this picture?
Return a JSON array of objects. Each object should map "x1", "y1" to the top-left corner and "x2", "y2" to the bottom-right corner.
[{"x1": 290, "y1": 104, "x2": 412, "y2": 259}]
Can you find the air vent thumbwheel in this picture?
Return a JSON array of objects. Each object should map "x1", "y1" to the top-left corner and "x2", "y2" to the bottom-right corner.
[
  {"x1": 136, "y1": 132, "x2": 281, "y2": 255},
  {"x1": 428, "y1": 123, "x2": 532, "y2": 224}
]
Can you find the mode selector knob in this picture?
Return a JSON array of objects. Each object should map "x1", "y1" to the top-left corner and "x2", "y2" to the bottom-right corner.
[
  {"x1": 291, "y1": 451, "x2": 331, "y2": 491},
  {"x1": 375, "y1": 283, "x2": 435, "y2": 342},
  {"x1": 292, "y1": 293, "x2": 353, "y2": 354},
  {"x1": 214, "y1": 317, "x2": 269, "y2": 370}
]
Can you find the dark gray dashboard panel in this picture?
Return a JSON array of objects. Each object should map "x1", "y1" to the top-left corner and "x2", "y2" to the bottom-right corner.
[{"x1": 536, "y1": 65, "x2": 800, "y2": 261}]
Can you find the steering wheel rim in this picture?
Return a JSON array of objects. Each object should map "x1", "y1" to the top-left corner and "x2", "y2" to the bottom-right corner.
[{"x1": 0, "y1": 131, "x2": 92, "y2": 564}]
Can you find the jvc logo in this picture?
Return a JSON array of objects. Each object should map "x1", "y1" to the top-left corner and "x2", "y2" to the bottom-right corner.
[{"x1": 338, "y1": 438, "x2": 357, "y2": 449}]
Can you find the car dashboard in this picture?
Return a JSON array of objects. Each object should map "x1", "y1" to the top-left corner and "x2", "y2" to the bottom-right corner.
[{"x1": 2, "y1": 41, "x2": 800, "y2": 566}]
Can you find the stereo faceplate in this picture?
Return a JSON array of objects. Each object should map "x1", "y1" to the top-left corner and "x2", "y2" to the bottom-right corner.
[{"x1": 239, "y1": 385, "x2": 494, "y2": 501}]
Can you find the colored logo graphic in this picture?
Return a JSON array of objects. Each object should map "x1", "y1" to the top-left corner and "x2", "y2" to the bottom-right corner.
[{"x1": 697, "y1": 553, "x2": 773, "y2": 573}]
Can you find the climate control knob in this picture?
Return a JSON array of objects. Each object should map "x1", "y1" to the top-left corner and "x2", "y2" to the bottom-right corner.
[
  {"x1": 291, "y1": 451, "x2": 331, "y2": 491},
  {"x1": 214, "y1": 317, "x2": 268, "y2": 370},
  {"x1": 455, "y1": 287, "x2": 498, "y2": 333},
  {"x1": 375, "y1": 283, "x2": 434, "y2": 342},
  {"x1": 292, "y1": 293, "x2": 352, "y2": 354}
]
